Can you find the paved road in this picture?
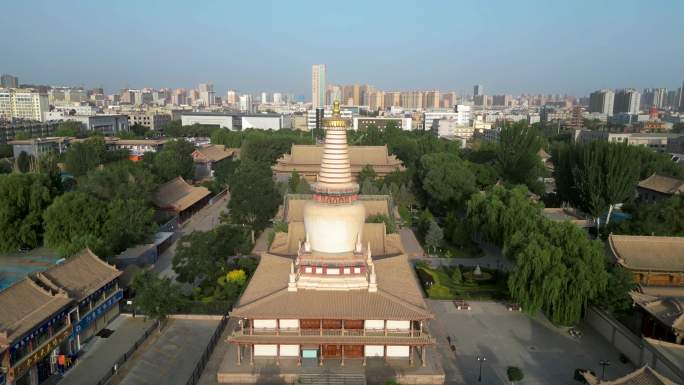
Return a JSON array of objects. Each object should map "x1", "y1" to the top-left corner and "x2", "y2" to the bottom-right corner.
[
  {"x1": 114, "y1": 318, "x2": 221, "y2": 385},
  {"x1": 418, "y1": 241, "x2": 513, "y2": 271},
  {"x1": 58, "y1": 316, "x2": 155, "y2": 385},
  {"x1": 153, "y1": 194, "x2": 229, "y2": 280},
  {"x1": 399, "y1": 228, "x2": 424, "y2": 258}
]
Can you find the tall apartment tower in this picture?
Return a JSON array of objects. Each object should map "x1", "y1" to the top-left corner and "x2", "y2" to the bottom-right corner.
[
  {"x1": 1, "y1": 74, "x2": 19, "y2": 88},
  {"x1": 679, "y1": 81, "x2": 684, "y2": 112},
  {"x1": 473, "y1": 84, "x2": 483, "y2": 97},
  {"x1": 613, "y1": 89, "x2": 641, "y2": 114},
  {"x1": 311, "y1": 64, "x2": 327, "y2": 108},
  {"x1": 198, "y1": 83, "x2": 215, "y2": 106},
  {"x1": 588, "y1": 89, "x2": 615, "y2": 116}
]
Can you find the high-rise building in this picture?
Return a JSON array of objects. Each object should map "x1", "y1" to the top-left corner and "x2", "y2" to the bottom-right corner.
[
  {"x1": 352, "y1": 84, "x2": 361, "y2": 106},
  {"x1": 678, "y1": 81, "x2": 684, "y2": 112},
  {"x1": 198, "y1": 83, "x2": 215, "y2": 106},
  {"x1": 424, "y1": 91, "x2": 440, "y2": 110},
  {"x1": 261, "y1": 92, "x2": 268, "y2": 104},
  {"x1": 473, "y1": 84, "x2": 483, "y2": 97},
  {"x1": 311, "y1": 64, "x2": 327, "y2": 108},
  {"x1": 239, "y1": 94, "x2": 253, "y2": 113},
  {"x1": 588, "y1": 89, "x2": 615, "y2": 116},
  {"x1": 492, "y1": 95, "x2": 512, "y2": 107},
  {"x1": 0, "y1": 88, "x2": 49, "y2": 122},
  {"x1": 613, "y1": 89, "x2": 641, "y2": 115},
  {"x1": 272, "y1": 92, "x2": 282, "y2": 105},
  {"x1": 1, "y1": 74, "x2": 19, "y2": 88}
]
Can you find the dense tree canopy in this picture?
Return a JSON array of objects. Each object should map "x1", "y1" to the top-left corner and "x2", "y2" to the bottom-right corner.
[
  {"x1": 54, "y1": 121, "x2": 82, "y2": 137},
  {"x1": 507, "y1": 220, "x2": 608, "y2": 325},
  {"x1": 467, "y1": 185, "x2": 544, "y2": 248},
  {"x1": 173, "y1": 224, "x2": 251, "y2": 285},
  {"x1": 554, "y1": 141, "x2": 641, "y2": 223},
  {"x1": 78, "y1": 160, "x2": 158, "y2": 202},
  {"x1": 64, "y1": 138, "x2": 103, "y2": 177},
  {"x1": 611, "y1": 196, "x2": 684, "y2": 236},
  {"x1": 496, "y1": 122, "x2": 544, "y2": 191},
  {"x1": 0, "y1": 173, "x2": 55, "y2": 251},
  {"x1": 153, "y1": 139, "x2": 195, "y2": 181},
  {"x1": 227, "y1": 160, "x2": 281, "y2": 233},
  {"x1": 132, "y1": 270, "x2": 183, "y2": 323},
  {"x1": 419, "y1": 152, "x2": 477, "y2": 214}
]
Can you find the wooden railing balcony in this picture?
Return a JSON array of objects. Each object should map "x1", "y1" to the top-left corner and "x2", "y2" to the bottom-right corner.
[{"x1": 234, "y1": 327, "x2": 428, "y2": 338}]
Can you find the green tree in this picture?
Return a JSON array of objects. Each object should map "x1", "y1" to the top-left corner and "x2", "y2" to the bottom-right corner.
[
  {"x1": 228, "y1": 160, "x2": 281, "y2": 239},
  {"x1": 214, "y1": 159, "x2": 241, "y2": 188},
  {"x1": 132, "y1": 270, "x2": 183, "y2": 327},
  {"x1": 0, "y1": 173, "x2": 55, "y2": 251},
  {"x1": 101, "y1": 198, "x2": 156, "y2": 255},
  {"x1": 361, "y1": 178, "x2": 378, "y2": 195},
  {"x1": 593, "y1": 265, "x2": 635, "y2": 317},
  {"x1": 0, "y1": 143, "x2": 13, "y2": 158},
  {"x1": 419, "y1": 152, "x2": 477, "y2": 214},
  {"x1": 507, "y1": 367, "x2": 524, "y2": 383},
  {"x1": 425, "y1": 219, "x2": 443, "y2": 254},
  {"x1": 153, "y1": 139, "x2": 195, "y2": 181},
  {"x1": 129, "y1": 123, "x2": 149, "y2": 137},
  {"x1": 78, "y1": 160, "x2": 158, "y2": 202},
  {"x1": 172, "y1": 224, "x2": 251, "y2": 285},
  {"x1": 496, "y1": 121, "x2": 544, "y2": 191},
  {"x1": 451, "y1": 266, "x2": 463, "y2": 285},
  {"x1": 54, "y1": 121, "x2": 82, "y2": 137},
  {"x1": 467, "y1": 185, "x2": 544, "y2": 248},
  {"x1": 611, "y1": 196, "x2": 684, "y2": 236},
  {"x1": 15, "y1": 151, "x2": 31, "y2": 173},
  {"x1": 554, "y1": 141, "x2": 641, "y2": 227},
  {"x1": 358, "y1": 164, "x2": 377, "y2": 185},
  {"x1": 64, "y1": 140, "x2": 101, "y2": 177},
  {"x1": 43, "y1": 191, "x2": 106, "y2": 256},
  {"x1": 507, "y1": 221, "x2": 608, "y2": 325},
  {"x1": 288, "y1": 170, "x2": 301, "y2": 193}
]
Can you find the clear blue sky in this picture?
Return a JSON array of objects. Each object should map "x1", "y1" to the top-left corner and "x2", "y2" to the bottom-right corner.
[{"x1": 1, "y1": 0, "x2": 682, "y2": 97}]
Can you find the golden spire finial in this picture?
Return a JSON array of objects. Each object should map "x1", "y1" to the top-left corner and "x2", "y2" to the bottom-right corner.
[{"x1": 332, "y1": 100, "x2": 340, "y2": 116}]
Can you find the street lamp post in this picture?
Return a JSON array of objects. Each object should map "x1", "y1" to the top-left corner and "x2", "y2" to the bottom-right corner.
[
  {"x1": 477, "y1": 355, "x2": 486, "y2": 382},
  {"x1": 599, "y1": 360, "x2": 611, "y2": 381}
]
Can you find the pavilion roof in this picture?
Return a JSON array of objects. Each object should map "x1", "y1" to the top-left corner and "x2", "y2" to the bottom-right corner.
[
  {"x1": 36, "y1": 248, "x2": 121, "y2": 301},
  {"x1": 0, "y1": 278, "x2": 71, "y2": 347},
  {"x1": 153, "y1": 176, "x2": 211, "y2": 212},
  {"x1": 609, "y1": 234, "x2": 684, "y2": 272},
  {"x1": 231, "y1": 253, "x2": 432, "y2": 321},
  {"x1": 637, "y1": 173, "x2": 684, "y2": 195}
]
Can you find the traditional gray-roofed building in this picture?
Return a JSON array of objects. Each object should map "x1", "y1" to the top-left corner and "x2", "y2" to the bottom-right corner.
[
  {"x1": 0, "y1": 278, "x2": 72, "y2": 385},
  {"x1": 609, "y1": 234, "x2": 684, "y2": 288},
  {"x1": 637, "y1": 173, "x2": 684, "y2": 203},
  {"x1": 153, "y1": 176, "x2": 212, "y2": 222},
  {"x1": 35, "y1": 249, "x2": 122, "y2": 354}
]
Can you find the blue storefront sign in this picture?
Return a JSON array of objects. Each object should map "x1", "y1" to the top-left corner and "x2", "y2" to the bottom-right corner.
[{"x1": 71, "y1": 290, "x2": 123, "y2": 338}]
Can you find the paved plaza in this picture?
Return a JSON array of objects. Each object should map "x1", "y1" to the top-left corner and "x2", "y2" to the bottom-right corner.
[
  {"x1": 58, "y1": 315, "x2": 155, "y2": 385},
  {"x1": 114, "y1": 317, "x2": 221, "y2": 385},
  {"x1": 428, "y1": 300, "x2": 635, "y2": 384}
]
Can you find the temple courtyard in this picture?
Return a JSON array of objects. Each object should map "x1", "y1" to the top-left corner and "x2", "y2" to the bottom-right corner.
[{"x1": 428, "y1": 300, "x2": 635, "y2": 384}]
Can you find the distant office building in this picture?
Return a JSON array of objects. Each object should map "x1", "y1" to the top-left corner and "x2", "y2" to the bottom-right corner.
[
  {"x1": 0, "y1": 88, "x2": 49, "y2": 122},
  {"x1": 48, "y1": 87, "x2": 87, "y2": 106},
  {"x1": 614, "y1": 89, "x2": 641, "y2": 115},
  {"x1": 1, "y1": 74, "x2": 19, "y2": 88},
  {"x1": 473, "y1": 95, "x2": 488, "y2": 107},
  {"x1": 65, "y1": 114, "x2": 130, "y2": 135},
  {"x1": 272, "y1": 92, "x2": 282, "y2": 105},
  {"x1": 642, "y1": 88, "x2": 667, "y2": 109},
  {"x1": 260, "y1": 92, "x2": 268, "y2": 104},
  {"x1": 181, "y1": 112, "x2": 291, "y2": 131},
  {"x1": 424, "y1": 91, "x2": 441, "y2": 109},
  {"x1": 306, "y1": 107, "x2": 354, "y2": 131},
  {"x1": 127, "y1": 111, "x2": 171, "y2": 131},
  {"x1": 198, "y1": 83, "x2": 215, "y2": 106},
  {"x1": 226, "y1": 90, "x2": 238, "y2": 106},
  {"x1": 311, "y1": 64, "x2": 327, "y2": 108},
  {"x1": 239, "y1": 94, "x2": 253, "y2": 113},
  {"x1": 352, "y1": 117, "x2": 412, "y2": 131},
  {"x1": 588, "y1": 89, "x2": 615, "y2": 116},
  {"x1": 473, "y1": 84, "x2": 483, "y2": 97},
  {"x1": 423, "y1": 105, "x2": 471, "y2": 131},
  {"x1": 492, "y1": 95, "x2": 512, "y2": 107},
  {"x1": 679, "y1": 81, "x2": 684, "y2": 112}
]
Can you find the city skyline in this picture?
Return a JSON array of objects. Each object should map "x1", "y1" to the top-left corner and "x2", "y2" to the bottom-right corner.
[{"x1": 1, "y1": 0, "x2": 683, "y2": 97}]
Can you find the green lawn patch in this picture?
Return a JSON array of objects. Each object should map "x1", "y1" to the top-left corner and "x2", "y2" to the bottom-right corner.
[{"x1": 416, "y1": 264, "x2": 509, "y2": 301}]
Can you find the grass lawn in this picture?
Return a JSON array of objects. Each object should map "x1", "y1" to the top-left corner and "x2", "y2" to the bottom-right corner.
[{"x1": 415, "y1": 263, "x2": 509, "y2": 301}]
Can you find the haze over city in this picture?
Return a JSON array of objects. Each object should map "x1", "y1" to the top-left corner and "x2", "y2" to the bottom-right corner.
[{"x1": 2, "y1": 0, "x2": 683, "y2": 96}]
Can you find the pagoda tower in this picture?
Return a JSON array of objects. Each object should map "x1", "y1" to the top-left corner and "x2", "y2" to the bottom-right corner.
[{"x1": 291, "y1": 101, "x2": 376, "y2": 292}]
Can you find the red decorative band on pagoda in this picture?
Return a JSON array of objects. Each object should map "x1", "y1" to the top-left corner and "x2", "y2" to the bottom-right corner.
[{"x1": 313, "y1": 194, "x2": 358, "y2": 204}]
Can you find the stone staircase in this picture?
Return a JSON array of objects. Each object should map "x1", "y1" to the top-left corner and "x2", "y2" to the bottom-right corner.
[{"x1": 299, "y1": 373, "x2": 367, "y2": 385}]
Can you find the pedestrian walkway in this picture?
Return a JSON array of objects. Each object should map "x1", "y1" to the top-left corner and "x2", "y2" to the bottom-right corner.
[
  {"x1": 58, "y1": 315, "x2": 155, "y2": 385},
  {"x1": 115, "y1": 318, "x2": 220, "y2": 385}
]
